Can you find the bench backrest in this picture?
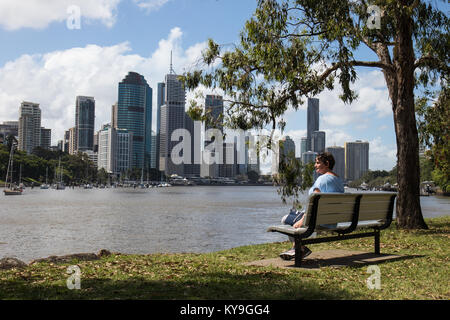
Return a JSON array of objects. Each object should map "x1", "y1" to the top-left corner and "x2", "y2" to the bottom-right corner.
[{"x1": 303, "y1": 192, "x2": 396, "y2": 227}]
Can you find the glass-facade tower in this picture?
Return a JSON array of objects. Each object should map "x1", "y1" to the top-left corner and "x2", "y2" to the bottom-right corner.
[
  {"x1": 76, "y1": 96, "x2": 95, "y2": 152},
  {"x1": 117, "y1": 72, "x2": 152, "y2": 169}
]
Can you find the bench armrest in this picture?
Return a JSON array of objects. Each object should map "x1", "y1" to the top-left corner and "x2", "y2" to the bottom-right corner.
[{"x1": 267, "y1": 225, "x2": 309, "y2": 236}]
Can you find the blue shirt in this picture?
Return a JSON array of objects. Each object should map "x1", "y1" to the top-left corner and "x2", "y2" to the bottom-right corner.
[{"x1": 308, "y1": 173, "x2": 344, "y2": 195}]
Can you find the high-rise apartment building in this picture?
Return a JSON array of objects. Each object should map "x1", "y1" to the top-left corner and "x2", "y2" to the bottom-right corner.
[
  {"x1": 345, "y1": 140, "x2": 369, "y2": 181},
  {"x1": 75, "y1": 96, "x2": 95, "y2": 152},
  {"x1": 306, "y1": 98, "x2": 319, "y2": 152},
  {"x1": 97, "y1": 125, "x2": 133, "y2": 175},
  {"x1": 117, "y1": 72, "x2": 152, "y2": 169},
  {"x1": 18, "y1": 102, "x2": 41, "y2": 154},
  {"x1": 159, "y1": 72, "x2": 185, "y2": 176},
  {"x1": 68, "y1": 127, "x2": 77, "y2": 155},
  {"x1": 326, "y1": 146, "x2": 345, "y2": 178}
]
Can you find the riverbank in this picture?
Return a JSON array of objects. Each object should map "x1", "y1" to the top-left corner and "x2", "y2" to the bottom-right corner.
[{"x1": 0, "y1": 216, "x2": 448, "y2": 300}]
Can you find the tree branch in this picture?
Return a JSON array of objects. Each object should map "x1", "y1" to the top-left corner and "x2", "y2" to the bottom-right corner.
[{"x1": 414, "y1": 54, "x2": 447, "y2": 71}]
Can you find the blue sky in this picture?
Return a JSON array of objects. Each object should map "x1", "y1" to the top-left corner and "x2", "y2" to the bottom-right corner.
[{"x1": 0, "y1": 0, "x2": 400, "y2": 173}]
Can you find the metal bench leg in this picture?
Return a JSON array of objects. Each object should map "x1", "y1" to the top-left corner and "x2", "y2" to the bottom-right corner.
[
  {"x1": 374, "y1": 229, "x2": 380, "y2": 254},
  {"x1": 294, "y1": 238, "x2": 303, "y2": 267}
]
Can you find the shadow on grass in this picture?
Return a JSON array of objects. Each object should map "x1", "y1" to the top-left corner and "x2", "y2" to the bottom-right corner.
[
  {"x1": 303, "y1": 252, "x2": 425, "y2": 269},
  {"x1": 0, "y1": 270, "x2": 359, "y2": 300}
]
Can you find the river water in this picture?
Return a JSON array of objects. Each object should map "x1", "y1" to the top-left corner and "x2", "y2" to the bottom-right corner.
[{"x1": 0, "y1": 186, "x2": 448, "y2": 262}]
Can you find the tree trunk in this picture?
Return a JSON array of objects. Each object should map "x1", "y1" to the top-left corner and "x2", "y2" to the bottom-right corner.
[{"x1": 391, "y1": 5, "x2": 428, "y2": 229}]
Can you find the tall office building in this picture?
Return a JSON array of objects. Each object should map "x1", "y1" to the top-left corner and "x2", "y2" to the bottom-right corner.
[
  {"x1": 40, "y1": 127, "x2": 51, "y2": 149},
  {"x1": 272, "y1": 136, "x2": 296, "y2": 175},
  {"x1": 155, "y1": 82, "x2": 165, "y2": 172},
  {"x1": 345, "y1": 140, "x2": 369, "y2": 181},
  {"x1": 75, "y1": 96, "x2": 95, "y2": 152},
  {"x1": 326, "y1": 146, "x2": 345, "y2": 178},
  {"x1": 159, "y1": 69, "x2": 185, "y2": 176},
  {"x1": 117, "y1": 72, "x2": 152, "y2": 169},
  {"x1": 18, "y1": 102, "x2": 41, "y2": 154},
  {"x1": 311, "y1": 130, "x2": 326, "y2": 153},
  {"x1": 306, "y1": 98, "x2": 319, "y2": 152},
  {"x1": 205, "y1": 95, "x2": 224, "y2": 132},
  {"x1": 184, "y1": 112, "x2": 201, "y2": 177},
  {"x1": 201, "y1": 95, "x2": 224, "y2": 177}
]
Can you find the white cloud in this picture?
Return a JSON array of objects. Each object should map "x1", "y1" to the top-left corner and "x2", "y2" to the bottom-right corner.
[
  {"x1": 0, "y1": 0, "x2": 121, "y2": 30},
  {"x1": 0, "y1": 0, "x2": 173, "y2": 30},
  {"x1": 368, "y1": 137, "x2": 397, "y2": 171},
  {"x1": 133, "y1": 0, "x2": 170, "y2": 12},
  {"x1": 0, "y1": 27, "x2": 208, "y2": 144}
]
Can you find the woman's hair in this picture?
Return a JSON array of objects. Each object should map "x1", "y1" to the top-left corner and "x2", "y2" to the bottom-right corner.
[{"x1": 316, "y1": 152, "x2": 335, "y2": 170}]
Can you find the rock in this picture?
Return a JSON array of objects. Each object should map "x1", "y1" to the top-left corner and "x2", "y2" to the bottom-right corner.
[
  {"x1": 97, "y1": 249, "x2": 111, "y2": 257},
  {"x1": 0, "y1": 257, "x2": 28, "y2": 270},
  {"x1": 29, "y1": 253, "x2": 99, "y2": 265}
]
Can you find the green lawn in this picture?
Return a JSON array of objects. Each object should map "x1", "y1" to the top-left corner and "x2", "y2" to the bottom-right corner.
[{"x1": 0, "y1": 216, "x2": 448, "y2": 300}]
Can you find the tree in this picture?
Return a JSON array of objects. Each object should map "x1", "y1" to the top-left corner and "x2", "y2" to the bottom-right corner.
[
  {"x1": 416, "y1": 86, "x2": 450, "y2": 192},
  {"x1": 182, "y1": 0, "x2": 449, "y2": 229}
]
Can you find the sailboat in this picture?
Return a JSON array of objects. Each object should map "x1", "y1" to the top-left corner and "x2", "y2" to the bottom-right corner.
[
  {"x1": 40, "y1": 167, "x2": 49, "y2": 189},
  {"x1": 3, "y1": 145, "x2": 22, "y2": 195},
  {"x1": 56, "y1": 158, "x2": 65, "y2": 190}
]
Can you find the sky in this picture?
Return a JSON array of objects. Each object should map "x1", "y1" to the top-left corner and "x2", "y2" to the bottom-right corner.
[{"x1": 0, "y1": 0, "x2": 401, "y2": 173}]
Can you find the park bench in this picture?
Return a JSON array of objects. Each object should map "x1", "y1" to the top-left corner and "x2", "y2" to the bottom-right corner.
[{"x1": 267, "y1": 192, "x2": 397, "y2": 267}]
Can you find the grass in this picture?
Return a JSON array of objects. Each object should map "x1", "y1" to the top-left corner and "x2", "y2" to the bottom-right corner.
[{"x1": 0, "y1": 216, "x2": 448, "y2": 300}]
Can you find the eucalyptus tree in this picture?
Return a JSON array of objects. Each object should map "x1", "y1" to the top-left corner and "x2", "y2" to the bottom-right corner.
[{"x1": 182, "y1": 0, "x2": 448, "y2": 229}]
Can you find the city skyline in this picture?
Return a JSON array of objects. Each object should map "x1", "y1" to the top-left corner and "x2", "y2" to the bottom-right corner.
[{"x1": 0, "y1": 1, "x2": 399, "y2": 172}]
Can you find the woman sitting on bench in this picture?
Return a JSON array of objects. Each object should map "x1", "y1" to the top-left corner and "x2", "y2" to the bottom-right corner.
[{"x1": 279, "y1": 152, "x2": 345, "y2": 261}]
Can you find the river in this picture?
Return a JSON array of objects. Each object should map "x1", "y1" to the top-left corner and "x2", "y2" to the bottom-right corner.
[{"x1": 0, "y1": 186, "x2": 448, "y2": 262}]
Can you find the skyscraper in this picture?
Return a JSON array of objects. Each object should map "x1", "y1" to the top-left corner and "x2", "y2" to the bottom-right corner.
[
  {"x1": 18, "y1": 101, "x2": 41, "y2": 154},
  {"x1": 202, "y1": 95, "x2": 224, "y2": 178},
  {"x1": 311, "y1": 130, "x2": 326, "y2": 153},
  {"x1": 272, "y1": 136, "x2": 296, "y2": 175},
  {"x1": 155, "y1": 82, "x2": 165, "y2": 171},
  {"x1": 75, "y1": 96, "x2": 95, "y2": 152},
  {"x1": 326, "y1": 146, "x2": 345, "y2": 178},
  {"x1": 300, "y1": 137, "x2": 307, "y2": 156},
  {"x1": 205, "y1": 95, "x2": 224, "y2": 132},
  {"x1": 98, "y1": 125, "x2": 133, "y2": 175},
  {"x1": 306, "y1": 98, "x2": 319, "y2": 152},
  {"x1": 40, "y1": 127, "x2": 51, "y2": 149},
  {"x1": 159, "y1": 69, "x2": 185, "y2": 176},
  {"x1": 345, "y1": 140, "x2": 369, "y2": 181},
  {"x1": 117, "y1": 72, "x2": 152, "y2": 169}
]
